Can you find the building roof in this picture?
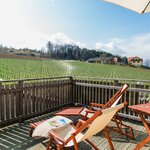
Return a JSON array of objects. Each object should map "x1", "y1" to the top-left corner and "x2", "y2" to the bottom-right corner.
[
  {"x1": 88, "y1": 56, "x2": 113, "y2": 62},
  {"x1": 128, "y1": 56, "x2": 143, "y2": 62},
  {"x1": 88, "y1": 57, "x2": 100, "y2": 61}
]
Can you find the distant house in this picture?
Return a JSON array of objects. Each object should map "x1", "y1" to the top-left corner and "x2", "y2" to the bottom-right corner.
[
  {"x1": 113, "y1": 56, "x2": 127, "y2": 65},
  {"x1": 15, "y1": 49, "x2": 32, "y2": 56},
  {"x1": 88, "y1": 57, "x2": 100, "y2": 63},
  {"x1": 128, "y1": 56, "x2": 143, "y2": 67},
  {"x1": 113, "y1": 57, "x2": 118, "y2": 64},
  {"x1": 15, "y1": 49, "x2": 40, "y2": 57},
  {"x1": 88, "y1": 56, "x2": 114, "y2": 64}
]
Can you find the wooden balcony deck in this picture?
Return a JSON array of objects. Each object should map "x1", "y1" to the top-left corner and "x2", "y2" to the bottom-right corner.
[{"x1": 0, "y1": 112, "x2": 150, "y2": 150}]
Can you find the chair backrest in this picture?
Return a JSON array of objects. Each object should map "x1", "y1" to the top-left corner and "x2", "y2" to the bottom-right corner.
[
  {"x1": 80, "y1": 103, "x2": 124, "y2": 141},
  {"x1": 105, "y1": 84, "x2": 128, "y2": 108}
]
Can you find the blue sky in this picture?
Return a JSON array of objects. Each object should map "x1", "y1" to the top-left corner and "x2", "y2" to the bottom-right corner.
[{"x1": 0, "y1": 0, "x2": 150, "y2": 59}]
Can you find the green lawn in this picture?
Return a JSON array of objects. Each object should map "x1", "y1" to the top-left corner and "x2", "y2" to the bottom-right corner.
[{"x1": 0, "y1": 58, "x2": 150, "y2": 80}]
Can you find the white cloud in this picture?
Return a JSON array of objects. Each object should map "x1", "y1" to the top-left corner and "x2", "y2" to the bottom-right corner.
[
  {"x1": 95, "y1": 41, "x2": 125, "y2": 55},
  {"x1": 0, "y1": 0, "x2": 86, "y2": 50},
  {"x1": 0, "y1": 30, "x2": 87, "y2": 49},
  {"x1": 0, "y1": 0, "x2": 87, "y2": 50},
  {"x1": 47, "y1": 32, "x2": 87, "y2": 48},
  {"x1": 95, "y1": 33, "x2": 150, "y2": 60},
  {"x1": 44, "y1": 0, "x2": 55, "y2": 5},
  {"x1": 49, "y1": 0, "x2": 55, "y2": 2}
]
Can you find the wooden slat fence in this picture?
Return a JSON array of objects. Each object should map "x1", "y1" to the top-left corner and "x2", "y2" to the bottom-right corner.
[
  {"x1": 0, "y1": 76, "x2": 73, "y2": 127},
  {"x1": 0, "y1": 76, "x2": 150, "y2": 127},
  {"x1": 72, "y1": 78, "x2": 150, "y2": 121}
]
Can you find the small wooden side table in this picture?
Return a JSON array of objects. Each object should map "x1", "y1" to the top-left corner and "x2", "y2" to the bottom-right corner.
[{"x1": 128, "y1": 103, "x2": 150, "y2": 150}]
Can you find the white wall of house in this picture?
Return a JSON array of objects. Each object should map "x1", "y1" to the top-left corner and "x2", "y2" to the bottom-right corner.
[{"x1": 130, "y1": 60, "x2": 143, "y2": 66}]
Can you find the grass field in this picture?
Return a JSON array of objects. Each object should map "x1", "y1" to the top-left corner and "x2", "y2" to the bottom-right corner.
[{"x1": 0, "y1": 58, "x2": 150, "y2": 80}]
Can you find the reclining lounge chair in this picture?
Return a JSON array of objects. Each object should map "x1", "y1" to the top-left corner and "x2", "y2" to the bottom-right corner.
[
  {"x1": 46, "y1": 103, "x2": 125, "y2": 150},
  {"x1": 56, "y1": 83, "x2": 134, "y2": 140}
]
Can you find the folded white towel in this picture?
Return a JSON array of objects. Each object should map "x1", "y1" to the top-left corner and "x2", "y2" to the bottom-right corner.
[{"x1": 32, "y1": 116, "x2": 73, "y2": 138}]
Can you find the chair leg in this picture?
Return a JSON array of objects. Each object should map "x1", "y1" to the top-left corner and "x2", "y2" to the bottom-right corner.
[
  {"x1": 134, "y1": 135, "x2": 150, "y2": 150},
  {"x1": 56, "y1": 144, "x2": 62, "y2": 150},
  {"x1": 46, "y1": 138, "x2": 52, "y2": 150},
  {"x1": 72, "y1": 137, "x2": 79, "y2": 150},
  {"x1": 110, "y1": 114, "x2": 134, "y2": 140},
  {"x1": 29, "y1": 127, "x2": 34, "y2": 137},
  {"x1": 49, "y1": 138, "x2": 64, "y2": 150},
  {"x1": 86, "y1": 139, "x2": 99, "y2": 150},
  {"x1": 104, "y1": 127, "x2": 114, "y2": 150}
]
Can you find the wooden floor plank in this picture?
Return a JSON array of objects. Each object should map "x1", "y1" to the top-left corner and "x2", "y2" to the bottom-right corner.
[
  {"x1": 97, "y1": 121, "x2": 121, "y2": 150},
  {"x1": 115, "y1": 120, "x2": 140, "y2": 150},
  {"x1": 0, "y1": 113, "x2": 150, "y2": 150},
  {"x1": 126, "y1": 123, "x2": 150, "y2": 150}
]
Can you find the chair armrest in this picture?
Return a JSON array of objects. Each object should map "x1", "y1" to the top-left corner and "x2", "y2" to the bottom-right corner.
[
  {"x1": 85, "y1": 109, "x2": 96, "y2": 113},
  {"x1": 124, "y1": 101, "x2": 128, "y2": 106},
  {"x1": 82, "y1": 109, "x2": 96, "y2": 120},
  {"x1": 76, "y1": 119, "x2": 90, "y2": 129},
  {"x1": 90, "y1": 103, "x2": 105, "y2": 109},
  {"x1": 78, "y1": 119, "x2": 86, "y2": 124},
  {"x1": 49, "y1": 130, "x2": 66, "y2": 143},
  {"x1": 76, "y1": 119, "x2": 86, "y2": 128}
]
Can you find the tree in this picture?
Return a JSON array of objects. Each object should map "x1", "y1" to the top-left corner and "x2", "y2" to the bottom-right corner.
[
  {"x1": 121, "y1": 56, "x2": 128, "y2": 64},
  {"x1": 144, "y1": 59, "x2": 150, "y2": 68},
  {"x1": 46, "y1": 41, "x2": 53, "y2": 58},
  {"x1": 40, "y1": 47, "x2": 46, "y2": 58}
]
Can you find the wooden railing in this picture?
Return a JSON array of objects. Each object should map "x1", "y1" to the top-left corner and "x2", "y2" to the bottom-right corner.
[
  {"x1": 73, "y1": 76, "x2": 150, "y2": 88},
  {"x1": 0, "y1": 76, "x2": 150, "y2": 127},
  {"x1": 72, "y1": 78, "x2": 150, "y2": 121},
  {"x1": 0, "y1": 77, "x2": 73, "y2": 127}
]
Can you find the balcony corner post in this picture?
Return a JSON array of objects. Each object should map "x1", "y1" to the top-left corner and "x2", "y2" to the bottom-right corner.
[{"x1": 17, "y1": 80, "x2": 24, "y2": 124}]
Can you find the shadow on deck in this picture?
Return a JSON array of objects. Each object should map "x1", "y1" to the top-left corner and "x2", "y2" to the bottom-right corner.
[{"x1": 0, "y1": 112, "x2": 150, "y2": 150}]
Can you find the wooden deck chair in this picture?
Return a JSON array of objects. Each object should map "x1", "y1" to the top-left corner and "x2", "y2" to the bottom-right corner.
[
  {"x1": 80, "y1": 83, "x2": 129, "y2": 117},
  {"x1": 46, "y1": 103, "x2": 125, "y2": 150},
  {"x1": 56, "y1": 83, "x2": 134, "y2": 140}
]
